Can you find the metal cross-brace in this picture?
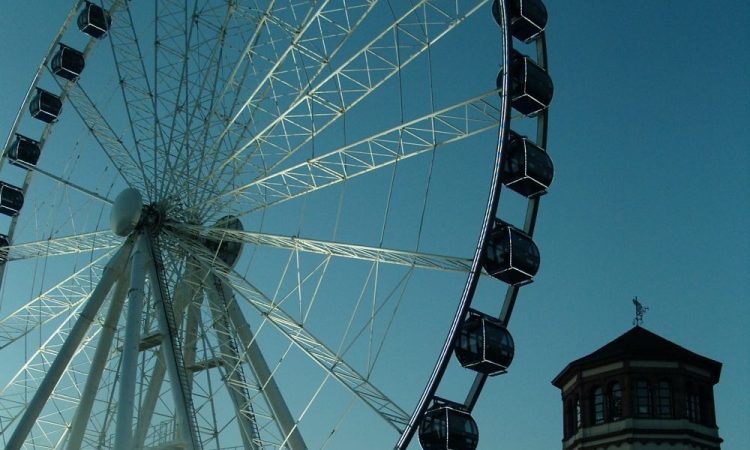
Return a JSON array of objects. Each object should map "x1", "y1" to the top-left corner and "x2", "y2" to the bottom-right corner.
[{"x1": 176, "y1": 233, "x2": 411, "y2": 432}]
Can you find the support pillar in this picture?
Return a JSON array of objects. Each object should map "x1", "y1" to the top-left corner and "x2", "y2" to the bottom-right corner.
[
  {"x1": 133, "y1": 260, "x2": 200, "y2": 449},
  {"x1": 207, "y1": 274, "x2": 307, "y2": 450},
  {"x1": 114, "y1": 233, "x2": 148, "y2": 450},
  {"x1": 4, "y1": 239, "x2": 134, "y2": 450},
  {"x1": 146, "y1": 237, "x2": 198, "y2": 449},
  {"x1": 66, "y1": 268, "x2": 131, "y2": 450},
  {"x1": 205, "y1": 278, "x2": 261, "y2": 450}
]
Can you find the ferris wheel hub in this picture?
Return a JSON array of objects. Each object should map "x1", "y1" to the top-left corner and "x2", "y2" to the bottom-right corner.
[{"x1": 110, "y1": 188, "x2": 143, "y2": 237}]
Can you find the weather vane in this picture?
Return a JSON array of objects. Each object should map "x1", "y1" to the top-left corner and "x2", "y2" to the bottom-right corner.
[{"x1": 632, "y1": 296, "x2": 649, "y2": 326}]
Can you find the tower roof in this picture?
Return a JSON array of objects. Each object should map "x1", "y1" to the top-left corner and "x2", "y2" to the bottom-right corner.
[{"x1": 552, "y1": 326, "x2": 722, "y2": 388}]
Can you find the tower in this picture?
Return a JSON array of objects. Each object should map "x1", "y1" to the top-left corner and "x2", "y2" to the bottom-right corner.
[{"x1": 552, "y1": 326, "x2": 722, "y2": 449}]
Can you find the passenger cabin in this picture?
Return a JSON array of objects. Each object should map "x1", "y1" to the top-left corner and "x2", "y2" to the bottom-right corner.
[
  {"x1": 51, "y1": 44, "x2": 85, "y2": 81},
  {"x1": 78, "y1": 1, "x2": 112, "y2": 39},
  {"x1": 483, "y1": 220, "x2": 540, "y2": 285},
  {"x1": 419, "y1": 399, "x2": 479, "y2": 450},
  {"x1": 493, "y1": 0, "x2": 548, "y2": 43},
  {"x1": 8, "y1": 134, "x2": 41, "y2": 169},
  {"x1": 29, "y1": 88, "x2": 62, "y2": 123},
  {"x1": 0, "y1": 182, "x2": 24, "y2": 217},
  {"x1": 498, "y1": 51, "x2": 553, "y2": 117},
  {"x1": 455, "y1": 309, "x2": 515, "y2": 375},
  {"x1": 0, "y1": 234, "x2": 8, "y2": 263},
  {"x1": 500, "y1": 131, "x2": 554, "y2": 197}
]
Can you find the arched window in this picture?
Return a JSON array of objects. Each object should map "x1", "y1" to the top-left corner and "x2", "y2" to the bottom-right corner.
[
  {"x1": 575, "y1": 396, "x2": 582, "y2": 430},
  {"x1": 635, "y1": 379, "x2": 652, "y2": 417},
  {"x1": 656, "y1": 380, "x2": 672, "y2": 418},
  {"x1": 685, "y1": 382, "x2": 702, "y2": 423},
  {"x1": 609, "y1": 382, "x2": 623, "y2": 421},
  {"x1": 592, "y1": 386, "x2": 604, "y2": 424}
]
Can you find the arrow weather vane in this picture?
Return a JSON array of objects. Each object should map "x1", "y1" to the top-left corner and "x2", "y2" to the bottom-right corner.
[{"x1": 632, "y1": 296, "x2": 649, "y2": 326}]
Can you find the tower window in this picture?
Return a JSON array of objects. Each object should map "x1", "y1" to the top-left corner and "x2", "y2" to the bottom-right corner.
[
  {"x1": 700, "y1": 386, "x2": 714, "y2": 425},
  {"x1": 656, "y1": 380, "x2": 672, "y2": 418},
  {"x1": 565, "y1": 399, "x2": 574, "y2": 437},
  {"x1": 635, "y1": 379, "x2": 652, "y2": 417},
  {"x1": 609, "y1": 382, "x2": 623, "y2": 421},
  {"x1": 564, "y1": 397, "x2": 581, "y2": 437},
  {"x1": 592, "y1": 386, "x2": 604, "y2": 424},
  {"x1": 685, "y1": 383, "x2": 702, "y2": 423}
]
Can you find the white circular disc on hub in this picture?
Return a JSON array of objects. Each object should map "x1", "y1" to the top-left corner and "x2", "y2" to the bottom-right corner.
[{"x1": 110, "y1": 188, "x2": 143, "y2": 237}]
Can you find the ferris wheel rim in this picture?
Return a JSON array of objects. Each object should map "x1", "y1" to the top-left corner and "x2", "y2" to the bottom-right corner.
[{"x1": 398, "y1": 0, "x2": 553, "y2": 447}]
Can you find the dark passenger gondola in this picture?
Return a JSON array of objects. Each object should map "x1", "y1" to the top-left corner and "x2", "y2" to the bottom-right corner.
[
  {"x1": 482, "y1": 220, "x2": 540, "y2": 285},
  {"x1": 8, "y1": 134, "x2": 41, "y2": 169},
  {"x1": 493, "y1": 0, "x2": 549, "y2": 43},
  {"x1": 51, "y1": 44, "x2": 85, "y2": 81},
  {"x1": 0, "y1": 234, "x2": 9, "y2": 264},
  {"x1": 29, "y1": 88, "x2": 62, "y2": 123},
  {"x1": 500, "y1": 131, "x2": 554, "y2": 197},
  {"x1": 0, "y1": 182, "x2": 24, "y2": 217},
  {"x1": 419, "y1": 398, "x2": 479, "y2": 450},
  {"x1": 497, "y1": 50, "x2": 553, "y2": 117},
  {"x1": 455, "y1": 309, "x2": 515, "y2": 375},
  {"x1": 78, "y1": 1, "x2": 112, "y2": 39}
]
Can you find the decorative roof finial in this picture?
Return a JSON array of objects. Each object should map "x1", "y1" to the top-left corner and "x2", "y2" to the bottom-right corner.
[{"x1": 632, "y1": 296, "x2": 648, "y2": 326}]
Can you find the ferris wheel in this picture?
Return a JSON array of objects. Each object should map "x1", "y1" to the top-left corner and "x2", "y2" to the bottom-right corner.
[{"x1": 0, "y1": 1, "x2": 553, "y2": 449}]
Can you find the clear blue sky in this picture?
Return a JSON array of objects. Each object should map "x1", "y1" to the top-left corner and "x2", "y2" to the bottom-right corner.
[{"x1": 0, "y1": 1, "x2": 747, "y2": 449}]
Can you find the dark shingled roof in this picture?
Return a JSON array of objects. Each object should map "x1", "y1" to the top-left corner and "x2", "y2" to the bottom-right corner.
[{"x1": 552, "y1": 326, "x2": 722, "y2": 387}]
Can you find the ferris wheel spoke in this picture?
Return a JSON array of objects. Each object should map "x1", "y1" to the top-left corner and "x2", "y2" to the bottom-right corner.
[
  {"x1": 167, "y1": 2, "x2": 275, "y2": 205},
  {"x1": 160, "y1": 3, "x2": 245, "y2": 204},
  {"x1": 152, "y1": 0, "x2": 226, "y2": 201},
  {"x1": 0, "y1": 250, "x2": 114, "y2": 351},
  {"x1": 201, "y1": 0, "x2": 491, "y2": 204},
  {"x1": 172, "y1": 223, "x2": 472, "y2": 273},
  {"x1": 193, "y1": 0, "x2": 377, "y2": 193},
  {"x1": 154, "y1": 0, "x2": 199, "y2": 160},
  {"x1": 58, "y1": 80, "x2": 150, "y2": 193},
  {"x1": 205, "y1": 89, "x2": 499, "y2": 216},
  {"x1": 2, "y1": 230, "x2": 121, "y2": 262},
  {"x1": 24, "y1": 163, "x2": 115, "y2": 206},
  {"x1": 172, "y1": 0, "x2": 374, "y2": 208},
  {"x1": 181, "y1": 240, "x2": 410, "y2": 432},
  {"x1": 107, "y1": 2, "x2": 164, "y2": 199}
]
